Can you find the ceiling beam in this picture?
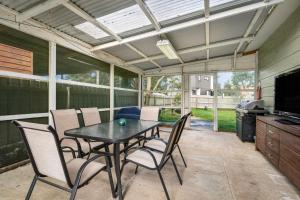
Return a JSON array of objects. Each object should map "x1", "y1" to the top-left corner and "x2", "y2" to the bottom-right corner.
[
  {"x1": 63, "y1": 1, "x2": 121, "y2": 41},
  {"x1": 91, "y1": 0, "x2": 283, "y2": 51},
  {"x1": 126, "y1": 44, "x2": 162, "y2": 68},
  {"x1": 204, "y1": 0, "x2": 210, "y2": 60},
  {"x1": 135, "y1": 0, "x2": 184, "y2": 64},
  {"x1": 144, "y1": 54, "x2": 256, "y2": 75},
  {"x1": 62, "y1": 1, "x2": 161, "y2": 68},
  {"x1": 235, "y1": 8, "x2": 264, "y2": 53},
  {"x1": 16, "y1": 0, "x2": 68, "y2": 22},
  {"x1": 126, "y1": 37, "x2": 253, "y2": 65},
  {"x1": 0, "y1": 4, "x2": 143, "y2": 74}
]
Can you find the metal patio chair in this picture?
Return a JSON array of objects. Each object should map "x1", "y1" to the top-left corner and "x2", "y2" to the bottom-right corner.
[
  {"x1": 13, "y1": 120, "x2": 114, "y2": 200},
  {"x1": 51, "y1": 109, "x2": 102, "y2": 158},
  {"x1": 120, "y1": 117, "x2": 185, "y2": 200},
  {"x1": 140, "y1": 106, "x2": 160, "y2": 137},
  {"x1": 80, "y1": 107, "x2": 112, "y2": 166},
  {"x1": 144, "y1": 112, "x2": 192, "y2": 168}
]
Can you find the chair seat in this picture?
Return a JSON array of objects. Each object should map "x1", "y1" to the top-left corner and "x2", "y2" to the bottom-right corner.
[
  {"x1": 67, "y1": 158, "x2": 105, "y2": 185},
  {"x1": 144, "y1": 139, "x2": 166, "y2": 152},
  {"x1": 61, "y1": 138, "x2": 103, "y2": 153},
  {"x1": 127, "y1": 149, "x2": 163, "y2": 168}
]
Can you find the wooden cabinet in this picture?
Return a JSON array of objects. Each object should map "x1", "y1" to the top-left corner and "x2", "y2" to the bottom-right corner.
[{"x1": 256, "y1": 116, "x2": 300, "y2": 190}]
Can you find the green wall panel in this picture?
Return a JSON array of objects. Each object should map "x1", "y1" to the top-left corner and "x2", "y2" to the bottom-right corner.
[{"x1": 114, "y1": 90, "x2": 138, "y2": 107}]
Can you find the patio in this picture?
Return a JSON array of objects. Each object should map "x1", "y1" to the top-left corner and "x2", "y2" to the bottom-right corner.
[
  {"x1": 1, "y1": 129, "x2": 299, "y2": 200},
  {"x1": 0, "y1": 0, "x2": 300, "y2": 199}
]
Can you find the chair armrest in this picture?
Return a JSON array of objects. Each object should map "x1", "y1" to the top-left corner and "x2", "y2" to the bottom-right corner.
[
  {"x1": 127, "y1": 147, "x2": 160, "y2": 167},
  {"x1": 73, "y1": 154, "x2": 105, "y2": 186},
  {"x1": 61, "y1": 146, "x2": 76, "y2": 158}
]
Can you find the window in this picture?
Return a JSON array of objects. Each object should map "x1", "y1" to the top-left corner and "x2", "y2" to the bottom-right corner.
[{"x1": 143, "y1": 75, "x2": 182, "y2": 122}]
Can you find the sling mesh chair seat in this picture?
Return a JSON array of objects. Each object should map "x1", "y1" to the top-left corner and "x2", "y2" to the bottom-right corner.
[
  {"x1": 80, "y1": 107, "x2": 106, "y2": 148},
  {"x1": 13, "y1": 121, "x2": 114, "y2": 200},
  {"x1": 120, "y1": 118, "x2": 185, "y2": 200},
  {"x1": 51, "y1": 109, "x2": 102, "y2": 158},
  {"x1": 144, "y1": 112, "x2": 192, "y2": 168}
]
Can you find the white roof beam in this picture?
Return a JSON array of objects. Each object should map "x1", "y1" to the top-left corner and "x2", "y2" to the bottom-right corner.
[
  {"x1": 126, "y1": 37, "x2": 253, "y2": 65},
  {"x1": 126, "y1": 44, "x2": 162, "y2": 68},
  {"x1": 91, "y1": 0, "x2": 283, "y2": 51},
  {"x1": 204, "y1": 0, "x2": 210, "y2": 60},
  {"x1": 62, "y1": 1, "x2": 158, "y2": 68},
  {"x1": 63, "y1": 1, "x2": 121, "y2": 41},
  {"x1": 16, "y1": 0, "x2": 68, "y2": 22},
  {"x1": 235, "y1": 8, "x2": 264, "y2": 53},
  {"x1": 0, "y1": 4, "x2": 143, "y2": 74},
  {"x1": 135, "y1": 0, "x2": 183, "y2": 64}
]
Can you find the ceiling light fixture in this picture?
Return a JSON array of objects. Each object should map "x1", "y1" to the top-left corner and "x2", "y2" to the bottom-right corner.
[{"x1": 156, "y1": 40, "x2": 179, "y2": 59}]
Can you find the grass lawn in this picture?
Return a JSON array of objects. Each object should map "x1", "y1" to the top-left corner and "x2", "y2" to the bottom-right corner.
[
  {"x1": 192, "y1": 108, "x2": 236, "y2": 132},
  {"x1": 160, "y1": 109, "x2": 181, "y2": 122}
]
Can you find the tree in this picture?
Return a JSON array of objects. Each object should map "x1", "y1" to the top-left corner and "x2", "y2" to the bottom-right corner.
[{"x1": 231, "y1": 71, "x2": 254, "y2": 90}]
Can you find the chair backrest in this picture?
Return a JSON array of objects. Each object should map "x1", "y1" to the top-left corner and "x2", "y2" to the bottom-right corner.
[
  {"x1": 140, "y1": 107, "x2": 160, "y2": 121},
  {"x1": 50, "y1": 109, "x2": 80, "y2": 139},
  {"x1": 160, "y1": 118, "x2": 185, "y2": 165},
  {"x1": 13, "y1": 121, "x2": 72, "y2": 186},
  {"x1": 175, "y1": 112, "x2": 192, "y2": 145},
  {"x1": 80, "y1": 107, "x2": 101, "y2": 126}
]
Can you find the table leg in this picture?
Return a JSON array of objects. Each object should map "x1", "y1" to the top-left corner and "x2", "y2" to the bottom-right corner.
[{"x1": 113, "y1": 143, "x2": 123, "y2": 200}]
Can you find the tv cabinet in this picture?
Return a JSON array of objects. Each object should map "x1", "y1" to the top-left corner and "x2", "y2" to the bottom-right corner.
[{"x1": 256, "y1": 116, "x2": 300, "y2": 190}]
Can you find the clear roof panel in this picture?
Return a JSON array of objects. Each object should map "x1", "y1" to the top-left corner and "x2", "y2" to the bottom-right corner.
[
  {"x1": 75, "y1": 22, "x2": 108, "y2": 39},
  {"x1": 146, "y1": 0, "x2": 204, "y2": 22},
  {"x1": 210, "y1": 0, "x2": 238, "y2": 7},
  {"x1": 97, "y1": 4, "x2": 151, "y2": 34}
]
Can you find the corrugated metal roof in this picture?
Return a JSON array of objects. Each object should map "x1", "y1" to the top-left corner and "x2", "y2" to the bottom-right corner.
[
  {"x1": 0, "y1": 0, "x2": 47, "y2": 12},
  {"x1": 210, "y1": 11, "x2": 255, "y2": 43},
  {"x1": 0, "y1": 0, "x2": 268, "y2": 69},
  {"x1": 210, "y1": 43, "x2": 237, "y2": 57}
]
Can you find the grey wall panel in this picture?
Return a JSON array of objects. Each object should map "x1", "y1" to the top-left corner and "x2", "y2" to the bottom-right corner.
[{"x1": 258, "y1": 7, "x2": 300, "y2": 112}]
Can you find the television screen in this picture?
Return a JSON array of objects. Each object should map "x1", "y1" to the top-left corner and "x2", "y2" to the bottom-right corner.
[{"x1": 274, "y1": 68, "x2": 300, "y2": 118}]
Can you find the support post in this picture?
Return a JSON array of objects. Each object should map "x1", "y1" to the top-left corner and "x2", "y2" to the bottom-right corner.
[
  {"x1": 110, "y1": 64, "x2": 114, "y2": 121},
  {"x1": 213, "y1": 73, "x2": 218, "y2": 131},
  {"x1": 138, "y1": 74, "x2": 142, "y2": 109},
  {"x1": 48, "y1": 41, "x2": 56, "y2": 126}
]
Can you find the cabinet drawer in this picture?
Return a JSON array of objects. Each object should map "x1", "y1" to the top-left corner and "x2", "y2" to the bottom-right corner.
[
  {"x1": 266, "y1": 147, "x2": 279, "y2": 167},
  {"x1": 280, "y1": 144, "x2": 300, "y2": 170},
  {"x1": 279, "y1": 158, "x2": 300, "y2": 189},
  {"x1": 266, "y1": 125, "x2": 280, "y2": 141},
  {"x1": 281, "y1": 131, "x2": 300, "y2": 154},
  {"x1": 266, "y1": 135, "x2": 279, "y2": 155}
]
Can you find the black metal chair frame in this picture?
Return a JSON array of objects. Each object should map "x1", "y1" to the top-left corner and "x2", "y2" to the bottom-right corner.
[
  {"x1": 145, "y1": 112, "x2": 192, "y2": 168},
  {"x1": 13, "y1": 121, "x2": 115, "y2": 200},
  {"x1": 119, "y1": 118, "x2": 185, "y2": 200}
]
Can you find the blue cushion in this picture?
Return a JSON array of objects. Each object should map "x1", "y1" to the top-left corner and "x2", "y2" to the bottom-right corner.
[{"x1": 115, "y1": 107, "x2": 141, "y2": 120}]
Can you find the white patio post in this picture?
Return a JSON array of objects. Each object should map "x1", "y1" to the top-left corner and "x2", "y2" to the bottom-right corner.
[
  {"x1": 138, "y1": 73, "x2": 142, "y2": 109},
  {"x1": 110, "y1": 64, "x2": 114, "y2": 121},
  {"x1": 48, "y1": 41, "x2": 56, "y2": 126},
  {"x1": 213, "y1": 73, "x2": 218, "y2": 131}
]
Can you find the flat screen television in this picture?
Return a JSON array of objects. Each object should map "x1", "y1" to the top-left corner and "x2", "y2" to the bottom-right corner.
[{"x1": 274, "y1": 68, "x2": 300, "y2": 121}]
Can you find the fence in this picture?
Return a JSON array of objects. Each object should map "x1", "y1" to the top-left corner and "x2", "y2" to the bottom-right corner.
[{"x1": 145, "y1": 95, "x2": 253, "y2": 109}]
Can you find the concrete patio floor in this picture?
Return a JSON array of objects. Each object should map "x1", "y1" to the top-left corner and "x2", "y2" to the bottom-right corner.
[{"x1": 0, "y1": 129, "x2": 300, "y2": 200}]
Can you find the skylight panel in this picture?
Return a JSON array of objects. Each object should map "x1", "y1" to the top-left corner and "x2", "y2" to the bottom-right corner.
[
  {"x1": 210, "y1": 0, "x2": 237, "y2": 7},
  {"x1": 75, "y1": 22, "x2": 108, "y2": 39},
  {"x1": 145, "y1": 0, "x2": 204, "y2": 22},
  {"x1": 97, "y1": 4, "x2": 151, "y2": 34}
]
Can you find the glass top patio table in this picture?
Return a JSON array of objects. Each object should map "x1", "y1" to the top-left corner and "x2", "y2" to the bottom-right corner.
[
  {"x1": 64, "y1": 119, "x2": 160, "y2": 200},
  {"x1": 64, "y1": 119, "x2": 160, "y2": 143}
]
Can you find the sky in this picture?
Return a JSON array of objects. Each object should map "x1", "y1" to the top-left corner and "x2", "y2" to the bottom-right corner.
[{"x1": 218, "y1": 72, "x2": 232, "y2": 88}]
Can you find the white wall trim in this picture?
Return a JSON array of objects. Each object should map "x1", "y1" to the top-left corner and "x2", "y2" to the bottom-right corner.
[
  {"x1": 0, "y1": 113, "x2": 49, "y2": 121},
  {"x1": 56, "y1": 79, "x2": 110, "y2": 89},
  {"x1": 114, "y1": 87, "x2": 139, "y2": 92},
  {"x1": 0, "y1": 71, "x2": 48, "y2": 81}
]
